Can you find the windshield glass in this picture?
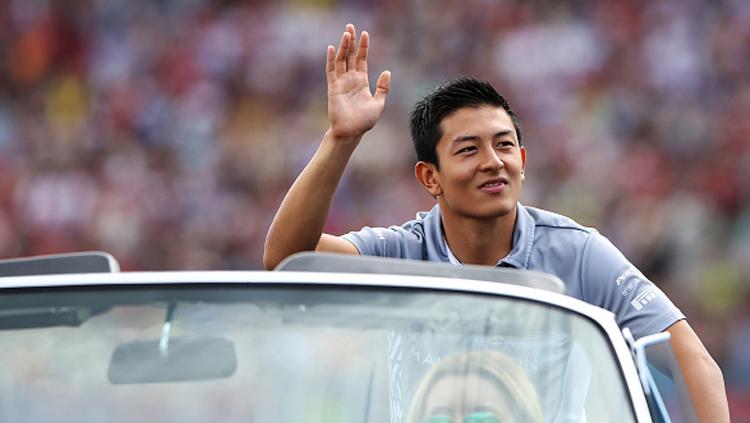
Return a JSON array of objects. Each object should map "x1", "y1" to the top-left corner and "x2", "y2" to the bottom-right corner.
[{"x1": 0, "y1": 283, "x2": 636, "y2": 423}]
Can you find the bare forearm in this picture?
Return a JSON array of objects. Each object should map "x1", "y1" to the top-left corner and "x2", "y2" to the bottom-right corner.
[
  {"x1": 681, "y1": 352, "x2": 729, "y2": 422},
  {"x1": 667, "y1": 321, "x2": 730, "y2": 422},
  {"x1": 263, "y1": 130, "x2": 359, "y2": 269},
  {"x1": 686, "y1": 360, "x2": 729, "y2": 423}
]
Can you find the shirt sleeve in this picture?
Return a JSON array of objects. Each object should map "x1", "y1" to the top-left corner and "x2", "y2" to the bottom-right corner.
[
  {"x1": 580, "y1": 232, "x2": 685, "y2": 339},
  {"x1": 341, "y1": 225, "x2": 421, "y2": 259}
]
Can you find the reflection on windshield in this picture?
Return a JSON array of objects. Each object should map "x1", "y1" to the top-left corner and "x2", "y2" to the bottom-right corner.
[{"x1": 0, "y1": 285, "x2": 636, "y2": 423}]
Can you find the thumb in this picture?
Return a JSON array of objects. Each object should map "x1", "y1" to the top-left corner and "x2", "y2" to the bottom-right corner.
[{"x1": 374, "y1": 70, "x2": 391, "y2": 103}]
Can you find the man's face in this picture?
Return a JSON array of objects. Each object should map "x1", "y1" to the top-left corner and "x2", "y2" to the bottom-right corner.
[{"x1": 428, "y1": 105, "x2": 526, "y2": 221}]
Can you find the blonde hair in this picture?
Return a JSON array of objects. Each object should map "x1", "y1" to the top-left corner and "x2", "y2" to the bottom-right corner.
[{"x1": 406, "y1": 350, "x2": 543, "y2": 423}]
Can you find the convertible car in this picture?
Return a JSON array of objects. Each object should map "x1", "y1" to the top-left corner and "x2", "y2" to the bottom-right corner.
[{"x1": 0, "y1": 252, "x2": 696, "y2": 422}]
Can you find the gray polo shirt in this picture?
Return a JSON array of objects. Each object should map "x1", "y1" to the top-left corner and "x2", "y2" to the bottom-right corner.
[{"x1": 342, "y1": 203, "x2": 684, "y2": 339}]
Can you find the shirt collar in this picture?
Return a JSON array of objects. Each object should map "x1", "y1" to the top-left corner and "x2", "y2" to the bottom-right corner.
[
  {"x1": 501, "y1": 203, "x2": 534, "y2": 269},
  {"x1": 438, "y1": 203, "x2": 534, "y2": 269}
]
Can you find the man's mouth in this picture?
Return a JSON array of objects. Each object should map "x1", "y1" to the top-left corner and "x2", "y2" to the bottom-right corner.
[{"x1": 479, "y1": 179, "x2": 508, "y2": 193}]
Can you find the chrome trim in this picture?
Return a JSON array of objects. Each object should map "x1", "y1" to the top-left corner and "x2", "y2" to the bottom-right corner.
[
  {"x1": 634, "y1": 332, "x2": 673, "y2": 422},
  {"x1": 104, "y1": 253, "x2": 121, "y2": 272},
  {"x1": 634, "y1": 332, "x2": 672, "y2": 396}
]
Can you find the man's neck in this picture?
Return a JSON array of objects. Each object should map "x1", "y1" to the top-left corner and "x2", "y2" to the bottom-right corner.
[{"x1": 440, "y1": 206, "x2": 517, "y2": 266}]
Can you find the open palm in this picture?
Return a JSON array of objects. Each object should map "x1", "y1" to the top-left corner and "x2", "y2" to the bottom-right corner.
[{"x1": 327, "y1": 25, "x2": 390, "y2": 140}]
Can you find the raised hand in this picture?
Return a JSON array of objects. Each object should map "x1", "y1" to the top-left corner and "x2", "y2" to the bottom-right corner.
[{"x1": 326, "y1": 24, "x2": 391, "y2": 141}]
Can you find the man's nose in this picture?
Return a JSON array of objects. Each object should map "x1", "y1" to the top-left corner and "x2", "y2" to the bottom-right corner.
[{"x1": 478, "y1": 146, "x2": 503, "y2": 172}]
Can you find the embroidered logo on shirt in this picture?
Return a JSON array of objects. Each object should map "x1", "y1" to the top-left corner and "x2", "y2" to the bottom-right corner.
[
  {"x1": 617, "y1": 266, "x2": 648, "y2": 297},
  {"x1": 616, "y1": 266, "x2": 637, "y2": 286},
  {"x1": 631, "y1": 287, "x2": 657, "y2": 311},
  {"x1": 621, "y1": 277, "x2": 644, "y2": 297}
]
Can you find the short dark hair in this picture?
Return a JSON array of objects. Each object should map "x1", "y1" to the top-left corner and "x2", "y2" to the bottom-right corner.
[{"x1": 409, "y1": 77, "x2": 522, "y2": 169}]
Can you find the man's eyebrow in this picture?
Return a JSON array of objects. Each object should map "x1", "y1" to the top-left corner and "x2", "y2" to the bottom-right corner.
[
  {"x1": 493, "y1": 129, "x2": 515, "y2": 139},
  {"x1": 451, "y1": 135, "x2": 480, "y2": 145},
  {"x1": 451, "y1": 130, "x2": 515, "y2": 145}
]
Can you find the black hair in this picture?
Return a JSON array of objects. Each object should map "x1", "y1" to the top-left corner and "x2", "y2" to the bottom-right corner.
[{"x1": 409, "y1": 77, "x2": 522, "y2": 169}]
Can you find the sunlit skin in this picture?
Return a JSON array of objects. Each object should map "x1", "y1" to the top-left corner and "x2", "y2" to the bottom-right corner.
[
  {"x1": 422, "y1": 374, "x2": 514, "y2": 423},
  {"x1": 416, "y1": 105, "x2": 526, "y2": 265}
]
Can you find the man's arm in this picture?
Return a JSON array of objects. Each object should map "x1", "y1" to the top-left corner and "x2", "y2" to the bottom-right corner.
[
  {"x1": 666, "y1": 320, "x2": 730, "y2": 422},
  {"x1": 578, "y1": 234, "x2": 729, "y2": 420},
  {"x1": 263, "y1": 24, "x2": 390, "y2": 270}
]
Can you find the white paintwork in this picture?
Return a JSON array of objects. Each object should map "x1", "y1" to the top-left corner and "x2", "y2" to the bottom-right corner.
[{"x1": 0, "y1": 270, "x2": 652, "y2": 422}]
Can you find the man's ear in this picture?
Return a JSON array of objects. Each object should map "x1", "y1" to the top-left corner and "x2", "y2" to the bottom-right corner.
[
  {"x1": 520, "y1": 146, "x2": 527, "y2": 181},
  {"x1": 415, "y1": 161, "x2": 442, "y2": 197}
]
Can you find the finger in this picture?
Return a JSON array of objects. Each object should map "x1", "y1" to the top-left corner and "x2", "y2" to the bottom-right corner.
[
  {"x1": 355, "y1": 31, "x2": 369, "y2": 73},
  {"x1": 325, "y1": 45, "x2": 336, "y2": 83},
  {"x1": 374, "y1": 70, "x2": 391, "y2": 103},
  {"x1": 334, "y1": 31, "x2": 351, "y2": 77},
  {"x1": 346, "y1": 24, "x2": 357, "y2": 71}
]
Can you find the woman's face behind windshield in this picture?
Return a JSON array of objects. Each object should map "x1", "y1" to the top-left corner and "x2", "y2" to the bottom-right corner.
[
  {"x1": 408, "y1": 350, "x2": 544, "y2": 423},
  {"x1": 422, "y1": 374, "x2": 513, "y2": 423}
]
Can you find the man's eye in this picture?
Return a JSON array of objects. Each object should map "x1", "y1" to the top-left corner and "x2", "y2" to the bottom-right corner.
[
  {"x1": 458, "y1": 147, "x2": 476, "y2": 154},
  {"x1": 496, "y1": 141, "x2": 513, "y2": 148}
]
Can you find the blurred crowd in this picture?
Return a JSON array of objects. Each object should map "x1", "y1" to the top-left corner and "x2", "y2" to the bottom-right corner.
[{"x1": 0, "y1": 0, "x2": 749, "y2": 411}]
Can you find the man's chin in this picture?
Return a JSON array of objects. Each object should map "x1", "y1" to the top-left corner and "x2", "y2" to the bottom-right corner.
[
  {"x1": 465, "y1": 205, "x2": 516, "y2": 221},
  {"x1": 438, "y1": 198, "x2": 517, "y2": 221}
]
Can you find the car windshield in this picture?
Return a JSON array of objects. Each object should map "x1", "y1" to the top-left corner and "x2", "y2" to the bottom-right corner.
[{"x1": 0, "y1": 282, "x2": 637, "y2": 423}]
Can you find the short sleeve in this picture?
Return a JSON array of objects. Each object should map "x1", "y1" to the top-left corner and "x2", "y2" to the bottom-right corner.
[
  {"x1": 580, "y1": 232, "x2": 685, "y2": 339},
  {"x1": 342, "y1": 225, "x2": 423, "y2": 259}
]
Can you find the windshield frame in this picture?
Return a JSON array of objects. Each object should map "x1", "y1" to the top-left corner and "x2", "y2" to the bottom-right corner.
[{"x1": 0, "y1": 270, "x2": 652, "y2": 421}]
